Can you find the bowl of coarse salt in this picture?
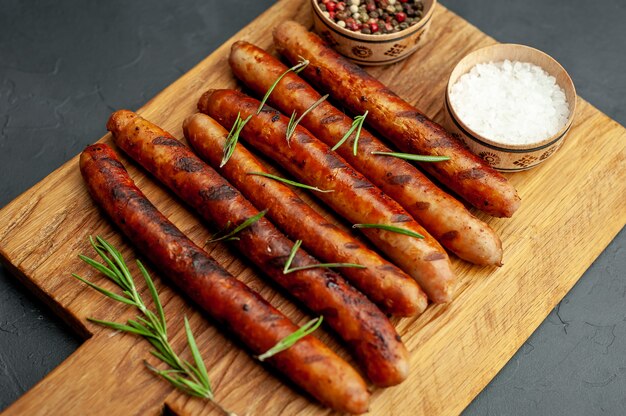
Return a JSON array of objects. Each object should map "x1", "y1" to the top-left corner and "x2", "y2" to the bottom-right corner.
[{"x1": 444, "y1": 43, "x2": 576, "y2": 172}]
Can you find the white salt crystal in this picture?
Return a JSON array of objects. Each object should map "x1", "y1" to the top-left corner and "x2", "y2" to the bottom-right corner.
[{"x1": 449, "y1": 60, "x2": 570, "y2": 145}]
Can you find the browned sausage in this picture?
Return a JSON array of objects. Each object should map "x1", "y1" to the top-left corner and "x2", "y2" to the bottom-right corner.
[
  {"x1": 79, "y1": 143, "x2": 369, "y2": 414},
  {"x1": 107, "y1": 110, "x2": 409, "y2": 387},
  {"x1": 183, "y1": 112, "x2": 426, "y2": 316},
  {"x1": 198, "y1": 90, "x2": 456, "y2": 303},
  {"x1": 273, "y1": 21, "x2": 521, "y2": 218},
  {"x1": 228, "y1": 41, "x2": 503, "y2": 266}
]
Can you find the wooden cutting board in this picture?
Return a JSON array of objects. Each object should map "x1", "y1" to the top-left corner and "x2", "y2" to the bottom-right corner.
[{"x1": 1, "y1": 1, "x2": 624, "y2": 415}]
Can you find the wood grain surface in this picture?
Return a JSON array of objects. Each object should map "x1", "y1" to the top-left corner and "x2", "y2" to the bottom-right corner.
[{"x1": 0, "y1": 1, "x2": 624, "y2": 415}]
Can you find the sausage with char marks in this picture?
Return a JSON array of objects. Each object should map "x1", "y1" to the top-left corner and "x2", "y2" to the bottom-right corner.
[{"x1": 79, "y1": 143, "x2": 370, "y2": 414}]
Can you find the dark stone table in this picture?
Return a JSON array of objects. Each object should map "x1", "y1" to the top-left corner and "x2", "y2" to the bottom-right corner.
[{"x1": 1, "y1": 0, "x2": 624, "y2": 413}]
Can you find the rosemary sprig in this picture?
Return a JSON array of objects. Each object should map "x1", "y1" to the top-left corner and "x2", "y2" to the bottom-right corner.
[
  {"x1": 331, "y1": 111, "x2": 368, "y2": 156},
  {"x1": 257, "y1": 316, "x2": 324, "y2": 362},
  {"x1": 282, "y1": 239, "x2": 366, "y2": 274},
  {"x1": 221, "y1": 112, "x2": 252, "y2": 167},
  {"x1": 286, "y1": 94, "x2": 329, "y2": 143},
  {"x1": 371, "y1": 151, "x2": 451, "y2": 162},
  {"x1": 220, "y1": 58, "x2": 310, "y2": 168},
  {"x1": 247, "y1": 171, "x2": 334, "y2": 193},
  {"x1": 257, "y1": 58, "x2": 310, "y2": 115},
  {"x1": 208, "y1": 209, "x2": 268, "y2": 243},
  {"x1": 73, "y1": 236, "x2": 233, "y2": 415},
  {"x1": 353, "y1": 223, "x2": 425, "y2": 239}
]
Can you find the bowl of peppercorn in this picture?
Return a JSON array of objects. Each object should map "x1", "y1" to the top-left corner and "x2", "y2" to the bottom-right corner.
[{"x1": 311, "y1": 0, "x2": 436, "y2": 65}]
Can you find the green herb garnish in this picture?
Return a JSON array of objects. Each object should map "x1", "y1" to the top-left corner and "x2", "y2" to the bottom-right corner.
[
  {"x1": 331, "y1": 111, "x2": 368, "y2": 156},
  {"x1": 282, "y1": 239, "x2": 366, "y2": 274},
  {"x1": 257, "y1": 58, "x2": 310, "y2": 115},
  {"x1": 257, "y1": 316, "x2": 324, "y2": 362},
  {"x1": 208, "y1": 209, "x2": 268, "y2": 243},
  {"x1": 371, "y1": 151, "x2": 451, "y2": 162},
  {"x1": 73, "y1": 236, "x2": 232, "y2": 414},
  {"x1": 286, "y1": 94, "x2": 329, "y2": 143},
  {"x1": 221, "y1": 112, "x2": 252, "y2": 167},
  {"x1": 221, "y1": 58, "x2": 311, "y2": 168},
  {"x1": 247, "y1": 172, "x2": 334, "y2": 193},
  {"x1": 352, "y1": 223, "x2": 424, "y2": 239}
]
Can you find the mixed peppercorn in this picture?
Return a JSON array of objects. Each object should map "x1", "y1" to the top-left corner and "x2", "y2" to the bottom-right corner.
[{"x1": 317, "y1": 0, "x2": 425, "y2": 35}]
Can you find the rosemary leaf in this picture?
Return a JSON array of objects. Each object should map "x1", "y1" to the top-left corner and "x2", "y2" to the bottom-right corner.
[
  {"x1": 97, "y1": 237, "x2": 137, "y2": 294},
  {"x1": 331, "y1": 122, "x2": 358, "y2": 152},
  {"x1": 128, "y1": 319, "x2": 162, "y2": 340},
  {"x1": 221, "y1": 113, "x2": 252, "y2": 168},
  {"x1": 257, "y1": 317, "x2": 323, "y2": 362},
  {"x1": 185, "y1": 316, "x2": 212, "y2": 389},
  {"x1": 134, "y1": 316, "x2": 157, "y2": 333},
  {"x1": 257, "y1": 58, "x2": 310, "y2": 115},
  {"x1": 156, "y1": 369, "x2": 187, "y2": 375},
  {"x1": 95, "y1": 238, "x2": 130, "y2": 276},
  {"x1": 150, "y1": 350, "x2": 178, "y2": 369},
  {"x1": 177, "y1": 377, "x2": 211, "y2": 398},
  {"x1": 72, "y1": 274, "x2": 135, "y2": 306},
  {"x1": 207, "y1": 220, "x2": 233, "y2": 244},
  {"x1": 331, "y1": 111, "x2": 368, "y2": 156},
  {"x1": 87, "y1": 318, "x2": 153, "y2": 337},
  {"x1": 282, "y1": 240, "x2": 365, "y2": 274},
  {"x1": 352, "y1": 223, "x2": 425, "y2": 239},
  {"x1": 148, "y1": 340, "x2": 180, "y2": 370},
  {"x1": 286, "y1": 94, "x2": 329, "y2": 143},
  {"x1": 282, "y1": 239, "x2": 303, "y2": 274},
  {"x1": 138, "y1": 260, "x2": 166, "y2": 333},
  {"x1": 87, "y1": 240, "x2": 125, "y2": 283},
  {"x1": 184, "y1": 360, "x2": 209, "y2": 392},
  {"x1": 286, "y1": 111, "x2": 297, "y2": 141},
  {"x1": 208, "y1": 209, "x2": 268, "y2": 243},
  {"x1": 77, "y1": 254, "x2": 119, "y2": 281},
  {"x1": 351, "y1": 111, "x2": 368, "y2": 156},
  {"x1": 146, "y1": 363, "x2": 206, "y2": 398},
  {"x1": 248, "y1": 172, "x2": 334, "y2": 193},
  {"x1": 370, "y1": 151, "x2": 451, "y2": 162}
]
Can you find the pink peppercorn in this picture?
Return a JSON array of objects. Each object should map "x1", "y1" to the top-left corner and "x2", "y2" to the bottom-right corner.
[{"x1": 396, "y1": 12, "x2": 406, "y2": 22}]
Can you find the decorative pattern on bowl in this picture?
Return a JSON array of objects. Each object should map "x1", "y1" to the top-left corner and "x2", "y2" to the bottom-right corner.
[{"x1": 310, "y1": 0, "x2": 436, "y2": 66}]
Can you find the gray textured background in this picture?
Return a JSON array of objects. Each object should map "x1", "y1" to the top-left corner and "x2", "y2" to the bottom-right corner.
[{"x1": 0, "y1": 0, "x2": 624, "y2": 414}]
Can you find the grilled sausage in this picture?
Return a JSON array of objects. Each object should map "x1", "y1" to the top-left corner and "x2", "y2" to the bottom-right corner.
[
  {"x1": 228, "y1": 41, "x2": 503, "y2": 266},
  {"x1": 107, "y1": 110, "x2": 409, "y2": 387},
  {"x1": 183, "y1": 112, "x2": 426, "y2": 316},
  {"x1": 273, "y1": 21, "x2": 521, "y2": 218},
  {"x1": 198, "y1": 90, "x2": 456, "y2": 303},
  {"x1": 79, "y1": 143, "x2": 369, "y2": 413}
]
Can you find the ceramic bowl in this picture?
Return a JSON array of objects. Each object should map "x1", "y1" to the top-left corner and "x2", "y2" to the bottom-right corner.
[
  {"x1": 444, "y1": 43, "x2": 577, "y2": 172},
  {"x1": 310, "y1": 0, "x2": 436, "y2": 66}
]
